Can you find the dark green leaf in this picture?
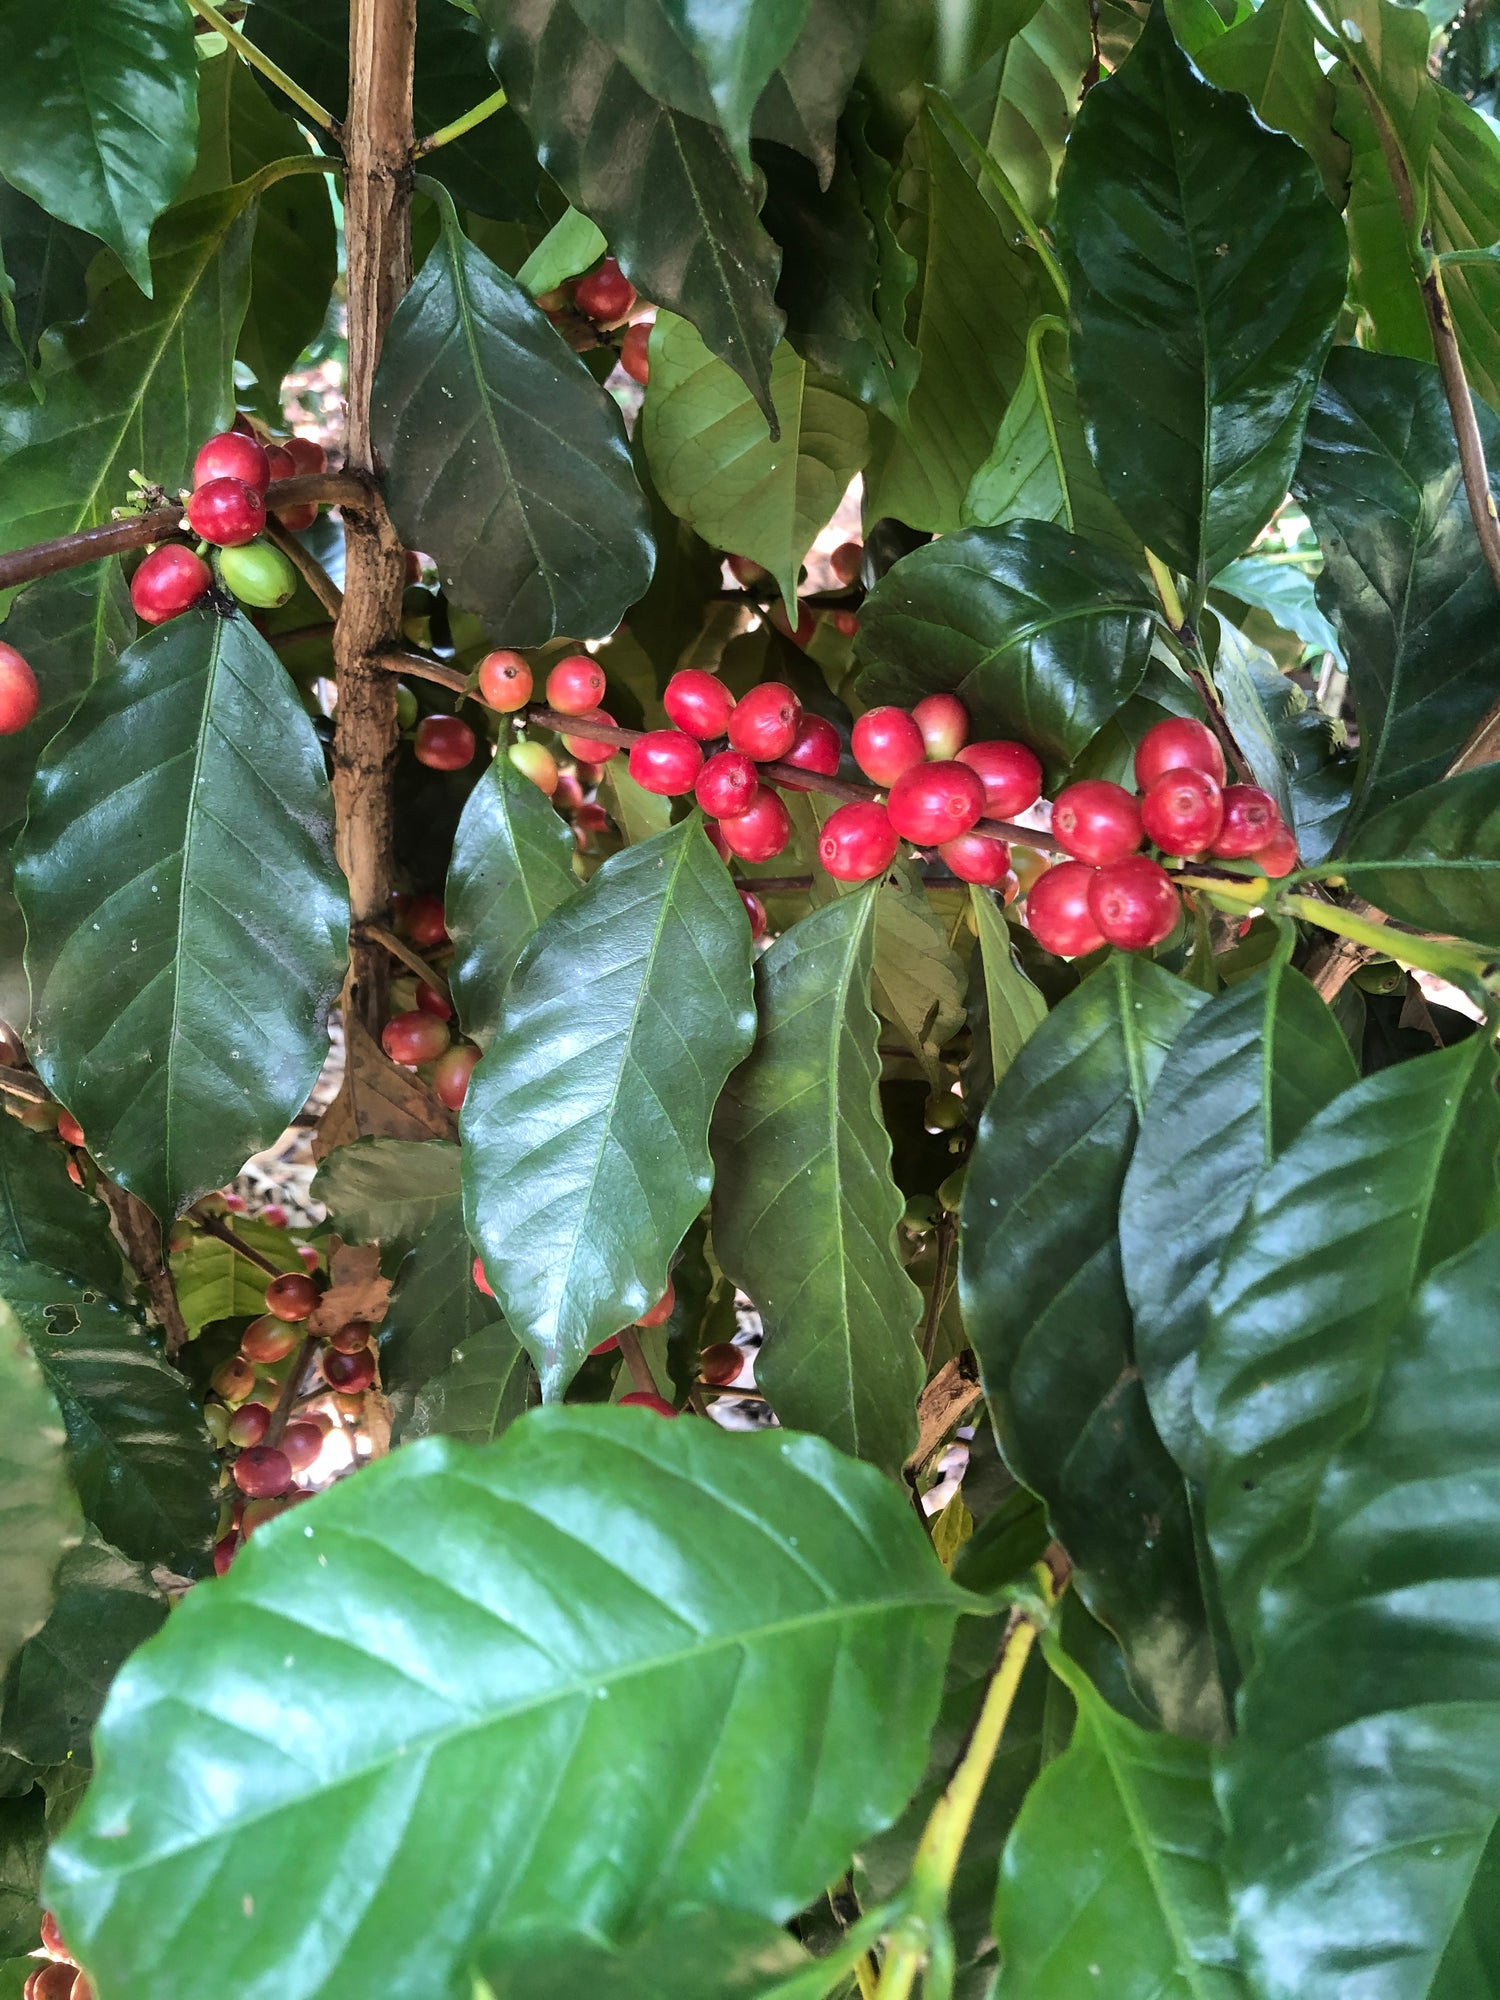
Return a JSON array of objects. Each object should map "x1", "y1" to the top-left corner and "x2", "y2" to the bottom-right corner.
[
  {"x1": 1219, "y1": 1231, "x2": 1500, "y2": 2000},
  {"x1": 0, "y1": 1528, "x2": 165, "y2": 1776},
  {"x1": 1195, "y1": 1036, "x2": 1500, "y2": 1659},
  {"x1": 0, "y1": 0, "x2": 197, "y2": 292},
  {"x1": 463, "y1": 819, "x2": 755, "y2": 1398},
  {"x1": 373, "y1": 186, "x2": 653, "y2": 647},
  {"x1": 48, "y1": 1409, "x2": 968, "y2": 1999},
  {"x1": 0, "y1": 1788, "x2": 42, "y2": 1958},
  {"x1": 16, "y1": 610, "x2": 347, "y2": 1222},
  {"x1": 381, "y1": 1199, "x2": 508, "y2": 1439},
  {"x1": 711, "y1": 888, "x2": 923, "y2": 1475},
  {"x1": 404, "y1": 1322, "x2": 532, "y2": 1447},
  {"x1": 447, "y1": 730, "x2": 582, "y2": 1051},
  {"x1": 1193, "y1": 0, "x2": 1348, "y2": 203},
  {"x1": 0, "y1": 562, "x2": 133, "y2": 1031},
  {"x1": 856, "y1": 521, "x2": 1156, "y2": 769},
  {"x1": 1054, "y1": 6, "x2": 1347, "y2": 589},
  {"x1": 1293, "y1": 346, "x2": 1500, "y2": 829},
  {"x1": 484, "y1": 0, "x2": 785, "y2": 412},
  {"x1": 0, "y1": 184, "x2": 92, "y2": 392},
  {"x1": 642, "y1": 315, "x2": 868, "y2": 608},
  {"x1": 477, "y1": 1910, "x2": 813, "y2": 2000},
  {"x1": 752, "y1": 0, "x2": 875, "y2": 180},
  {"x1": 4, "y1": 1260, "x2": 216, "y2": 1574},
  {"x1": 959, "y1": 957, "x2": 1226, "y2": 1738},
  {"x1": 1340, "y1": 764, "x2": 1500, "y2": 944},
  {"x1": 0, "y1": 185, "x2": 254, "y2": 561},
  {"x1": 0, "y1": 1301, "x2": 79, "y2": 1678},
  {"x1": 311, "y1": 1139, "x2": 463, "y2": 1249},
  {"x1": 0, "y1": 1109, "x2": 125, "y2": 1301},
  {"x1": 169, "y1": 1215, "x2": 300, "y2": 1341},
  {"x1": 1119, "y1": 953, "x2": 1355, "y2": 1484},
  {"x1": 992, "y1": 1641, "x2": 1245, "y2": 1997}
]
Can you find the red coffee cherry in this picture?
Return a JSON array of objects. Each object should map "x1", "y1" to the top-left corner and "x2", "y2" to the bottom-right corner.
[
  {"x1": 1088, "y1": 854, "x2": 1181, "y2": 950},
  {"x1": 131, "y1": 544, "x2": 212, "y2": 624},
  {"x1": 560, "y1": 708, "x2": 618, "y2": 765},
  {"x1": 619, "y1": 1391, "x2": 678, "y2": 1415},
  {"x1": 636, "y1": 1279, "x2": 676, "y2": 1326},
  {"x1": 284, "y1": 435, "x2": 327, "y2": 476},
  {"x1": 263, "y1": 1272, "x2": 321, "y2": 1322},
  {"x1": 263, "y1": 443, "x2": 297, "y2": 483},
  {"x1": 818, "y1": 801, "x2": 899, "y2": 881},
  {"x1": 545, "y1": 654, "x2": 607, "y2": 716},
  {"x1": 739, "y1": 890, "x2": 768, "y2": 940},
  {"x1": 415, "y1": 980, "x2": 451, "y2": 1019},
  {"x1": 591, "y1": 1334, "x2": 620, "y2": 1355},
  {"x1": 433, "y1": 1043, "x2": 480, "y2": 1109},
  {"x1": 887, "y1": 760, "x2": 987, "y2": 844},
  {"x1": 554, "y1": 768, "x2": 586, "y2": 811},
  {"x1": 1141, "y1": 767, "x2": 1224, "y2": 856},
  {"x1": 0, "y1": 643, "x2": 38, "y2": 737},
  {"x1": 382, "y1": 1009, "x2": 451, "y2": 1066},
  {"x1": 39, "y1": 1911, "x2": 69, "y2": 1960},
  {"x1": 414, "y1": 714, "x2": 476, "y2": 770},
  {"x1": 1135, "y1": 715, "x2": 1226, "y2": 791},
  {"x1": 241, "y1": 1313, "x2": 299, "y2": 1363},
  {"x1": 1213, "y1": 786, "x2": 1283, "y2": 860},
  {"x1": 241, "y1": 1494, "x2": 290, "y2": 1535},
  {"x1": 574, "y1": 256, "x2": 637, "y2": 326},
  {"x1": 704, "y1": 819, "x2": 731, "y2": 861},
  {"x1": 478, "y1": 650, "x2": 533, "y2": 712},
  {"x1": 211, "y1": 1354, "x2": 257, "y2": 1401},
  {"x1": 628, "y1": 728, "x2": 703, "y2": 795},
  {"x1": 912, "y1": 692, "x2": 969, "y2": 760},
  {"x1": 727, "y1": 553, "x2": 769, "y2": 587},
  {"x1": 829, "y1": 540, "x2": 863, "y2": 586},
  {"x1": 233, "y1": 1445, "x2": 294, "y2": 1498},
  {"x1": 403, "y1": 894, "x2": 448, "y2": 948},
  {"x1": 1252, "y1": 824, "x2": 1299, "y2": 877},
  {"x1": 575, "y1": 802, "x2": 610, "y2": 836},
  {"x1": 698, "y1": 1340, "x2": 744, "y2": 1385},
  {"x1": 664, "y1": 667, "x2": 735, "y2": 740},
  {"x1": 695, "y1": 749, "x2": 759, "y2": 818},
  {"x1": 213, "y1": 1532, "x2": 239, "y2": 1576},
  {"x1": 727, "y1": 682, "x2": 801, "y2": 761},
  {"x1": 851, "y1": 705, "x2": 925, "y2": 786},
  {"x1": 227, "y1": 1401, "x2": 271, "y2": 1448},
  {"x1": 472, "y1": 1254, "x2": 494, "y2": 1297},
  {"x1": 327, "y1": 1320, "x2": 373, "y2": 1354},
  {"x1": 620, "y1": 319, "x2": 651, "y2": 384},
  {"x1": 1051, "y1": 780, "x2": 1143, "y2": 866},
  {"x1": 186, "y1": 476, "x2": 265, "y2": 547},
  {"x1": 1026, "y1": 860, "x2": 1106, "y2": 957},
  {"x1": 193, "y1": 429, "x2": 271, "y2": 493},
  {"x1": 56, "y1": 1109, "x2": 84, "y2": 1147},
  {"x1": 937, "y1": 831, "x2": 1011, "y2": 885},
  {"x1": 778, "y1": 713, "x2": 841, "y2": 789},
  {"x1": 280, "y1": 1421, "x2": 324, "y2": 1472},
  {"x1": 957, "y1": 739, "x2": 1044, "y2": 817},
  {"x1": 324, "y1": 1347, "x2": 376, "y2": 1393},
  {"x1": 717, "y1": 786, "x2": 792, "y2": 860}
]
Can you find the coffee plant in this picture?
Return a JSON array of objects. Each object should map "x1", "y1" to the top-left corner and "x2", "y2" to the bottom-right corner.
[{"x1": 0, "y1": 0, "x2": 1498, "y2": 1992}]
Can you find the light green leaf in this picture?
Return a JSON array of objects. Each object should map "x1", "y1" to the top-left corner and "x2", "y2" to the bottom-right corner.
[
  {"x1": 950, "y1": 0, "x2": 1092, "y2": 222},
  {"x1": 16, "y1": 610, "x2": 348, "y2": 1222},
  {"x1": 311, "y1": 1139, "x2": 463, "y2": 1250},
  {"x1": 600, "y1": 762, "x2": 673, "y2": 846},
  {"x1": 970, "y1": 886, "x2": 1046, "y2": 1092},
  {"x1": 48, "y1": 1409, "x2": 968, "y2": 1999},
  {"x1": 0, "y1": 1300, "x2": 79, "y2": 1680},
  {"x1": 711, "y1": 889, "x2": 923, "y2": 1475},
  {"x1": 170, "y1": 1219, "x2": 301, "y2": 1341},
  {"x1": 514, "y1": 206, "x2": 607, "y2": 297},
  {"x1": 1210, "y1": 556, "x2": 1343, "y2": 670},
  {"x1": 462, "y1": 818, "x2": 756, "y2": 1398},
  {"x1": 1194, "y1": 0, "x2": 1348, "y2": 203},
  {"x1": 867, "y1": 859, "x2": 966, "y2": 1084}
]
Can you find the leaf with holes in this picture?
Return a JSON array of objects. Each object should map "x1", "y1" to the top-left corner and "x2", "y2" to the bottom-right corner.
[
  {"x1": 0, "y1": 1301, "x2": 79, "y2": 1681},
  {"x1": 463, "y1": 818, "x2": 755, "y2": 1398},
  {"x1": 15, "y1": 610, "x2": 348, "y2": 1222},
  {"x1": 46, "y1": 1409, "x2": 969, "y2": 2000},
  {"x1": 711, "y1": 889, "x2": 923, "y2": 1476}
]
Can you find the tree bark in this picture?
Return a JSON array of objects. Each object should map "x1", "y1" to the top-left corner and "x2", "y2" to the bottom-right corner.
[{"x1": 333, "y1": 0, "x2": 416, "y2": 1036}]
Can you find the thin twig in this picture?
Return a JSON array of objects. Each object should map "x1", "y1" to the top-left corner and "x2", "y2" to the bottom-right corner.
[
  {"x1": 0, "y1": 1068, "x2": 49, "y2": 1104},
  {"x1": 615, "y1": 1327, "x2": 658, "y2": 1398},
  {"x1": 356, "y1": 920, "x2": 452, "y2": 999},
  {"x1": 413, "y1": 86, "x2": 509, "y2": 155},
  {"x1": 193, "y1": 1213, "x2": 286, "y2": 1279},
  {"x1": 919, "y1": 1215, "x2": 956, "y2": 1370},
  {"x1": 371, "y1": 647, "x2": 467, "y2": 695},
  {"x1": 265, "y1": 520, "x2": 343, "y2": 618},
  {"x1": 183, "y1": 0, "x2": 342, "y2": 135},
  {"x1": 264, "y1": 1336, "x2": 320, "y2": 1448}
]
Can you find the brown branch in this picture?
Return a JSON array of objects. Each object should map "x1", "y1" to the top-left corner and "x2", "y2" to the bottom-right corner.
[
  {"x1": 905, "y1": 1350, "x2": 985, "y2": 1475},
  {"x1": 193, "y1": 1213, "x2": 286, "y2": 1279},
  {"x1": 0, "y1": 474, "x2": 367, "y2": 594},
  {"x1": 919, "y1": 1214, "x2": 957, "y2": 1370},
  {"x1": 356, "y1": 920, "x2": 452, "y2": 998},
  {"x1": 97, "y1": 1179, "x2": 190, "y2": 1355},
  {"x1": 1184, "y1": 661, "x2": 1256, "y2": 788},
  {"x1": 0, "y1": 1068, "x2": 49, "y2": 1104},
  {"x1": 615, "y1": 1326, "x2": 658, "y2": 1398},
  {"x1": 371, "y1": 646, "x2": 467, "y2": 695},
  {"x1": 264, "y1": 1335, "x2": 319, "y2": 1448},
  {"x1": 265, "y1": 519, "x2": 343, "y2": 618}
]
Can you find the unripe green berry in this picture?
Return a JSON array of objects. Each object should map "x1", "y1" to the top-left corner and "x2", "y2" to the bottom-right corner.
[{"x1": 217, "y1": 539, "x2": 297, "y2": 609}]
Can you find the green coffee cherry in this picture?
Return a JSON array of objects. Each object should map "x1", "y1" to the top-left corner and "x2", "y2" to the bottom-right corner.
[
  {"x1": 937, "y1": 1167, "x2": 966, "y2": 1213},
  {"x1": 395, "y1": 683, "x2": 419, "y2": 732},
  {"x1": 1353, "y1": 958, "x2": 1403, "y2": 994},
  {"x1": 218, "y1": 539, "x2": 297, "y2": 609},
  {"x1": 924, "y1": 1090, "x2": 965, "y2": 1132},
  {"x1": 902, "y1": 1194, "x2": 939, "y2": 1233}
]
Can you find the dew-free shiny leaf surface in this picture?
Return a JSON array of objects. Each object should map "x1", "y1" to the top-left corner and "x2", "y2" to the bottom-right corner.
[
  {"x1": 16, "y1": 611, "x2": 347, "y2": 1221},
  {"x1": 48, "y1": 1409, "x2": 968, "y2": 2000},
  {"x1": 0, "y1": 1300, "x2": 78, "y2": 1680},
  {"x1": 1340, "y1": 764, "x2": 1500, "y2": 944}
]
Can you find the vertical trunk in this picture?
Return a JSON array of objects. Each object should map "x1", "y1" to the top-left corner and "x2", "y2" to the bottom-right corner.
[{"x1": 332, "y1": 0, "x2": 417, "y2": 1035}]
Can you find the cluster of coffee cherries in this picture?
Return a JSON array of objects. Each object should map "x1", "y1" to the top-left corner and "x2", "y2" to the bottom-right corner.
[
  {"x1": 535, "y1": 254, "x2": 654, "y2": 386},
  {"x1": 1025, "y1": 716, "x2": 1299, "y2": 956},
  {"x1": 129, "y1": 422, "x2": 327, "y2": 626},
  {"x1": 23, "y1": 1913, "x2": 92, "y2": 1999},
  {"x1": 379, "y1": 957, "x2": 480, "y2": 1109},
  {"x1": 205, "y1": 1266, "x2": 380, "y2": 1572}
]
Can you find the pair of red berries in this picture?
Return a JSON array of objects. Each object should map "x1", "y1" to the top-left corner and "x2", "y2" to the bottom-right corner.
[
  {"x1": 25, "y1": 1915, "x2": 91, "y2": 2000},
  {"x1": 381, "y1": 1004, "x2": 480, "y2": 1109}
]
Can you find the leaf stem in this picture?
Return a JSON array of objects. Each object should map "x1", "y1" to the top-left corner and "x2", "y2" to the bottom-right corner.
[
  {"x1": 413, "y1": 85, "x2": 509, "y2": 155},
  {"x1": 919, "y1": 1215, "x2": 956, "y2": 1370},
  {"x1": 615, "y1": 1326, "x2": 659, "y2": 1398},
  {"x1": 183, "y1": 0, "x2": 342, "y2": 136},
  {"x1": 265, "y1": 520, "x2": 343, "y2": 618},
  {"x1": 356, "y1": 921, "x2": 452, "y2": 999},
  {"x1": 1279, "y1": 893, "x2": 1493, "y2": 978}
]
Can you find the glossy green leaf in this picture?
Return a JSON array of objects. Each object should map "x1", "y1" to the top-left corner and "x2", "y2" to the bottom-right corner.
[
  {"x1": 446, "y1": 753, "x2": 580, "y2": 1049},
  {"x1": 992, "y1": 1641, "x2": 1245, "y2": 1998},
  {"x1": 404, "y1": 1322, "x2": 532, "y2": 1448},
  {"x1": 0, "y1": 184, "x2": 254, "y2": 561},
  {"x1": 373, "y1": 187, "x2": 652, "y2": 648},
  {"x1": 1194, "y1": 0, "x2": 1347, "y2": 203},
  {"x1": 950, "y1": 0, "x2": 1091, "y2": 222},
  {"x1": 312, "y1": 1139, "x2": 463, "y2": 1250},
  {"x1": 0, "y1": 184, "x2": 93, "y2": 393},
  {"x1": 0, "y1": 0, "x2": 197, "y2": 293},
  {"x1": 484, "y1": 0, "x2": 785, "y2": 412},
  {"x1": 0, "y1": 1789, "x2": 43, "y2": 1958},
  {"x1": 16, "y1": 609, "x2": 348, "y2": 1222},
  {"x1": 168, "y1": 1216, "x2": 301, "y2": 1341},
  {"x1": 711, "y1": 889, "x2": 923, "y2": 1476},
  {"x1": 48, "y1": 1409, "x2": 968, "y2": 1999},
  {"x1": 643, "y1": 315, "x2": 867, "y2": 608},
  {"x1": 856, "y1": 521, "x2": 1156, "y2": 769},
  {"x1": 462, "y1": 819, "x2": 756, "y2": 1398},
  {"x1": 1293, "y1": 346, "x2": 1500, "y2": 829},
  {"x1": 3, "y1": 1259, "x2": 216, "y2": 1574},
  {"x1": 970, "y1": 887, "x2": 1046, "y2": 1092},
  {"x1": 1053, "y1": 6, "x2": 1347, "y2": 589},
  {"x1": 0, "y1": 1107, "x2": 125, "y2": 1301},
  {"x1": 1339, "y1": 765, "x2": 1500, "y2": 945},
  {"x1": 1119, "y1": 955, "x2": 1355, "y2": 1484},
  {"x1": 1210, "y1": 556, "x2": 1344, "y2": 670},
  {"x1": 1195, "y1": 1036, "x2": 1500, "y2": 1659},
  {"x1": 600, "y1": 762, "x2": 673, "y2": 846},
  {"x1": 960, "y1": 957, "x2": 1224, "y2": 1738},
  {"x1": 1220, "y1": 1230, "x2": 1500, "y2": 2000},
  {"x1": 866, "y1": 860, "x2": 966, "y2": 1083},
  {"x1": 477, "y1": 1910, "x2": 813, "y2": 2000},
  {"x1": 0, "y1": 1301, "x2": 78, "y2": 1679},
  {"x1": 0, "y1": 562, "x2": 133, "y2": 1030},
  {"x1": 187, "y1": 52, "x2": 337, "y2": 409},
  {"x1": 0, "y1": 1528, "x2": 165, "y2": 1777},
  {"x1": 381, "y1": 1200, "x2": 509, "y2": 1440}
]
